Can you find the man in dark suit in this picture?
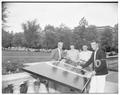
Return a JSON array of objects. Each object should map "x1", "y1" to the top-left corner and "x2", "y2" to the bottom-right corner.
[
  {"x1": 50, "y1": 42, "x2": 63, "y2": 61},
  {"x1": 80, "y1": 41, "x2": 108, "y2": 93},
  {"x1": 49, "y1": 42, "x2": 71, "y2": 93}
]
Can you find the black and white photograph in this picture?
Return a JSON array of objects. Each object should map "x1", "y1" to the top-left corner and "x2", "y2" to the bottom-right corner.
[{"x1": 1, "y1": 0, "x2": 118, "y2": 94}]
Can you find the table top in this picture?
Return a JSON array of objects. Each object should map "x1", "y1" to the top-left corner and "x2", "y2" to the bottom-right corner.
[{"x1": 23, "y1": 61, "x2": 90, "y2": 90}]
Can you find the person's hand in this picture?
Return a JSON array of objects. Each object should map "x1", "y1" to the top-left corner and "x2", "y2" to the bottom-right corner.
[
  {"x1": 91, "y1": 71, "x2": 96, "y2": 76},
  {"x1": 64, "y1": 50, "x2": 68, "y2": 52},
  {"x1": 59, "y1": 59, "x2": 65, "y2": 64},
  {"x1": 77, "y1": 65, "x2": 82, "y2": 69},
  {"x1": 52, "y1": 61, "x2": 59, "y2": 66},
  {"x1": 61, "y1": 59, "x2": 66, "y2": 63}
]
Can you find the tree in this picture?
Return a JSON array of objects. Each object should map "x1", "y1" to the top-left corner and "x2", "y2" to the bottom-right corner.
[
  {"x1": 35, "y1": 32, "x2": 45, "y2": 49},
  {"x1": 44, "y1": 24, "x2": 55, "y2": 33},
  {"x1": 72, "y1": 17, "x2": 88, "y2": 49},
  {"x1": 2, "y1": 30, "x2": 13, "y2": 48},
  {"x1": 2, "y1": 3, "x2": 9, "y2": 30},
  {"x1": 112, "y1": 24, "x2": 118, "y2": 52},
  {"x1": 22, "y1": 19, "x2": 41, "y2": 48},
  {"x1": 43, "y1": 25, "x2": 57, "y2": 49},
  {"x1": 74, "y1": 17, "x2": 88, "y2": 37},
  {"x1": 100, "y1": 27, "x2": 113, "y2": 52},
  {"x1": 41, "y1": 24, "x2": 73, "y2": 49},
  {"x1": 2, "y1": 3, "x2": 12, "y2": 48},
  {"x1": 55, "y1": 24, "x2": 72, "y2": 49},
  {"x1": 84, "y1": 25, "x2": 98, "y2": 41},
  {"x1": 12, "y1": 33, "x2": 26, "y2": 47},
  {"x1": 114, "y1": 24, "x2": 118, "y2": 32},
  {"x1": 2, "y1": 3, "x2": 8, "y2": 24},
  {"x1": 79, "y1": 17, "x2": 88, "y2": 27}
]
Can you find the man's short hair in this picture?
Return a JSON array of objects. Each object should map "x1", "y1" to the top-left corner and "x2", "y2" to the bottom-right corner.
[
  {"x1": 70, "y1": 44, "x2": 75, "y2": 46},
  {"x1": 90, "y1": 40, "x2": 100, "y2": 47},
  {"x1": 90, "y1": 40, "x2": 100, "y2": 44},
  {"x1": 82, "y1": 44, "x2": 88, "y2": 46},
  {"x1": 58, "y1": 42, "x2": 63, "y2": 45},
  {"x1": 82, "y1": 45, "x2": 88, "y2": 48}
]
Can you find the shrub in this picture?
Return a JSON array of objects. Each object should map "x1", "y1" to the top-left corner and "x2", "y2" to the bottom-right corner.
[{"x1": 2, "y1": 62, "x2": 24, "y2": 75}]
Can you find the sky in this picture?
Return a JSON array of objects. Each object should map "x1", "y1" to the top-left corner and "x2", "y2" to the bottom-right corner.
[{"x1": 5, "y1": 3, "x2": 118, "y2": 33}]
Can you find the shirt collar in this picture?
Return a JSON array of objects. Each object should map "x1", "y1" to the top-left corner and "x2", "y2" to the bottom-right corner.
[{"x1": 95, "y1": 48, "x2": 99, "y2": 53}]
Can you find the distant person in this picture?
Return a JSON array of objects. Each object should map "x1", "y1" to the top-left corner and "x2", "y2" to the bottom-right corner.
[
  {"x1": 49, "y1": 42, "x2": 71, "y2": 93},
  {"x1": 78, "y1": 45, "x2": 93, "y2": 93},
  {"x1": 79, "y1": 45, "x2": 93, "y2": 69},
  {"x1": 66, "y1": 45, "x2": 79, "y2": 62},
  {"x1": 80, "y1": 41, "x2": 108, "y2": 93},
  {"x1": 50, "y1": 42, "x2": 63, "y2": 61}
]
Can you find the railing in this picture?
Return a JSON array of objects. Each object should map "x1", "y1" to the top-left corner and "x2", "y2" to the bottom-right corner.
[
  {"x1": 2, "y1": 62, "x2": 49, "y2": 94},
  {"x1": 106, "y1": 56, "x2": 118, "y2": 72},
  {"x1": 2, "y1": 72, "x2": 50, "y2": 93}
]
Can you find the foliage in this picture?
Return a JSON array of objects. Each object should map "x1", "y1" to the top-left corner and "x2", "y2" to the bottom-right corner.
[
  {"x1": 12, "y1": 32, "x2": 27, "y2": 47},
  {"x1": 2, "y1": 30, "x2": 13, "y2": 48},
  {"x1": 2, "y1": 61, "x2": 24, "y2": 75},
  {"x1": 22, "y1": 19, "x2": 41, "y2": 48},
  {"x1": 55, "y1": 25, "x2": 73, "y2": 49},
  {"x1": 85, "y1": 25, "x2": 98, "y2": 41},
  {"x1": 100, "y1": 27, "x2": 113, "y2": 52},
  {"x1": 112, "y1": 24, "x2": 118, "y2": 52},
  {"x1": 2, "y1": 3, "x2": 8, "y2": 25},
  {"x1": 79, "y1": 17, "x2": 88, "y2": 27},
  {"x1": 73, "y1": 19, "x2": 96, "y2": 49},
  {"x1": 2, "y1": 17, "x2": 118, "y2": 52},
  {"x1": 42, "y1": 25, "x2": 57, "y2": 49}
]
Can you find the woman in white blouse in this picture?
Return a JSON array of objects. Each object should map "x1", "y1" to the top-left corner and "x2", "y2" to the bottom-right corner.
[
  {"x1": 79, "y1": 45, "x2": 93, "y2": 71},
  {"x1": 66, "y1": 45, "x2": 79, "y2": 63},
  {"x1": 79, "y1": 45, "x2": 92, "y2": 62}
]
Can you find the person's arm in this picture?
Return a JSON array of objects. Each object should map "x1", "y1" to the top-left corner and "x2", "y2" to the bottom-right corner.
[
  {"x1": 65, "y1": 51, "x2": 70, "y2": 59},
  {"x1": 49, "y1": 49, "x2": 56, "y2": 60},
  {"x1": 80, "y1": 52, "x2": 94, "y2": 68},
  {"x1": 76, "y1": 51, "x2": 80, "y2": 62}
]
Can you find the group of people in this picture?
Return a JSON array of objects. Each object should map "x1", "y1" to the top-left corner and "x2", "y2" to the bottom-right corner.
[
  {"x1": 49, "y1": 41, "x2": 108, "y2": 93},
  {"x1": 50, "y1": 42, "x2": 92, "y2": 63}
]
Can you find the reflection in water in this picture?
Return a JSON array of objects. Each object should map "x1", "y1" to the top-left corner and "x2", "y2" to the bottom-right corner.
[
  {"x1": 63, "y1": 70, "x2": 68, "y2": 77},
  {"x1": 52, "y1": 66, "x2": 58, "y2": 73},
  {"x1": 73, "y1": 76, "x2": 79, "y2": 83}
]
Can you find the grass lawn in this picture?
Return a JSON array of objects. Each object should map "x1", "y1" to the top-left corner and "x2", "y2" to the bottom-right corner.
[
  {"x1": 2, "y1": 50, "x2": 52, "y2": 75},
  {"x1": 2, "y1": 50, "x2": 51, "y2": 64},
  {"x1": 2, "y1": 50, "x2": 118, "y2": 70}
]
